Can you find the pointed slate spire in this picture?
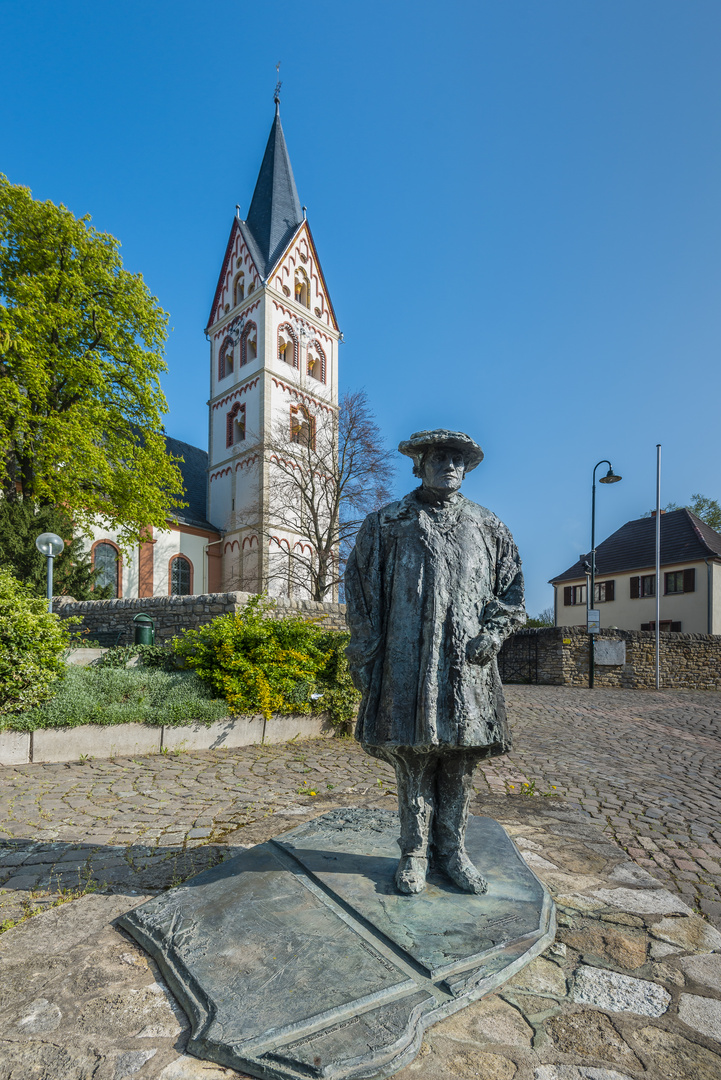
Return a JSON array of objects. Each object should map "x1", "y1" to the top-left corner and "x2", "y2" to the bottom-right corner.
[{"x1": 245, "y1": 104, "x2": 303, "y2": 278}]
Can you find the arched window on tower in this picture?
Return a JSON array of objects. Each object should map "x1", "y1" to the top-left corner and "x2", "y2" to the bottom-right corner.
[
  {"x1": 93, "y1": 541, "x2": 120, "y2": 598},
  {"x1": 233, "y1": 272, "x2": 245, "y2": 306},
  {"x1": 219, "y1": 337, "x2": 234, "y2": 380},
  {"x1": 307, "y1": 341, "x2": 326, "y2": 383},
  {"x1": 290, "y1": 404, "x2": 315, "y2": 449},
  {"x1": 294, "y1": 268, "x2": 310, "y2": 308},
  {"x1": 278, "y1": 324, "x2": 298, "y2": 367},
  {"x1": 170, "y1": 555, "x2": 193, "y2": 596},
  {"x1": 241, "y1": 322, "x2": 257, "y2": 366},
  {"x1": 226, "y1": 402, "x2": 246, "y2": 447}
]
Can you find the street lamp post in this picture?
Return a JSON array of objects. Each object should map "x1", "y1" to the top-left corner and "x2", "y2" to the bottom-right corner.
[
  {"x1": 35, "y1": 532, "x2": 65, "y2": 613},
  {"x1": 589, "y1": 460, "x2": 622, "y2": 688}
]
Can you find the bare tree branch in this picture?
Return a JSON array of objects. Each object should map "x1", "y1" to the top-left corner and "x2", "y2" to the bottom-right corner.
[{"x1": 264, "y1": 389, "x2": 395, "y2": 601}]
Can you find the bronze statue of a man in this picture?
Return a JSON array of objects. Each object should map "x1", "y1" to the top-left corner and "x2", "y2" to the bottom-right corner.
[{"x1": 344, "y1": 430, "x2": 525, "y2": 896}]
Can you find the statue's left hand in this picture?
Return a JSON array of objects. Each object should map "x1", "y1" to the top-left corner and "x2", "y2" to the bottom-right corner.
[{"x1": 466, "y1": 632, "x2": 499, "y2": 665}]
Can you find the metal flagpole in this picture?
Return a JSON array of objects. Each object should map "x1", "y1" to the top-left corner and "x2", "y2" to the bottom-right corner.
[{"x1": 655, "y1": 444, "x2": 661, "y2": 690}]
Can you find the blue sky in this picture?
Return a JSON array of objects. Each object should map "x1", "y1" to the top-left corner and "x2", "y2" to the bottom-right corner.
[{"x1": 2, "y1": 1, "x2": 720, "y2": 615}]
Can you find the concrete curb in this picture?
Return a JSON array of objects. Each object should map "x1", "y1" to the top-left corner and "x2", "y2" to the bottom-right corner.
[{"x1": 0, "y1": 713, "x2": 336, "y2": 766}]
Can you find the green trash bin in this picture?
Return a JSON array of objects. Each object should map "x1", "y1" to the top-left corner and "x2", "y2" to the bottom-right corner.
[{"x1": 133, "y1": 612, "x2": 155, "y2": 646}]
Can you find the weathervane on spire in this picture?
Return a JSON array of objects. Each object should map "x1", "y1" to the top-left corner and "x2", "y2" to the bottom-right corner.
[{"x1": 274, "y1": 61, "x2": 282, "y2": 107}]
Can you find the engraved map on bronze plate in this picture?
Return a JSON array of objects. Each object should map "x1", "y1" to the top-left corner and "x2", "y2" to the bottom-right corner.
[{"x1": 118, "y1": 810, "x2": 555, "y2": 1080}]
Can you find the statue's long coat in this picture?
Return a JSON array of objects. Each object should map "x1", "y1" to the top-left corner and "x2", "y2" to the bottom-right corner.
[{"x1": 344, "y1": 491, "x2": 525, "y2": 754}]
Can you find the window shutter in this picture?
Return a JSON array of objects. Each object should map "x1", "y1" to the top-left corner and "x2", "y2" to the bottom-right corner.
[
  {"x1": 606, "y1": 580, "x2": 615, "y2": 601},
  {"x1": 671, "y1": 621, "x2": 682, "y2": 632},
  {"x1": 683, "y1": 568, "x2": 696, "y2": 593},
  {"x1": 563, "y1": 586, "x2": 572, "y2": 606},
  {"x1": 630, "y1": 576, "x2": 640, "y2": 599}
]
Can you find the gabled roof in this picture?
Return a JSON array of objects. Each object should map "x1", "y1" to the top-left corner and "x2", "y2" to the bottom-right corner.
[
  {"x1": 245, "y1": 104, "x2": 304, "y2": 278},
  {"x1": 206, "y1": 218, "x2": 241, "y2": 331},
  {"x1": 207, "y1": 107, "x2": 340, "y2": 333},
  {"x1": 165, "y1": 435, "x2": 217, "y2": 533},
  {"x1": 550, "y1": 508, "x2": 721, "y2": 583}
]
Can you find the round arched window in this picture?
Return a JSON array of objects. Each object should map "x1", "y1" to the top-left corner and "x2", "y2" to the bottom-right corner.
[
  {"x1": 94, "y1": 542, "x2": 119, "y2": 597},
  {"x1": 171, "y1": 556, "x2": 192, "y2": 596}
]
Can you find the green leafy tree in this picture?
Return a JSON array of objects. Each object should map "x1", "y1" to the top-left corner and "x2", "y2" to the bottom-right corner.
[
  {"x1": 0, "y1": 175, "x2": 185, "y2": 547},
  {"x1": 526, "y1": 606, "x2": 554, "y2": 628},
  {"x1": 0, "y1": 566, "x2": 72, "y2": 719},
  {"x1": 642, "y1": 494, "x2": 721, "y2": 531},
  {"x1": 687, "y1": 494, "x2": 721, "y2": 531},
  {"x1": 0, "y1": 497, "x2": 108, "y2": 599}
]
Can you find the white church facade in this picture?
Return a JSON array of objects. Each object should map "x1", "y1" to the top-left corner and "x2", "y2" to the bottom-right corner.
[{"x1": 85, "y1": 102, "x2": 340, "y2": 601}]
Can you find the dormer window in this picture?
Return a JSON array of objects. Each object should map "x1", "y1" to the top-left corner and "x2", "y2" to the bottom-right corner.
[
  {"x1": 219, "y1": 337, "x2": 234, "y2": 380},
  {"x1": 234, "y1": 272, "x2": 245, "y2": 306},
  {"x1": 226, "y1": 402, "x2": 246, "y2": 447},
  {"x1": 278, "y1": 325, "x2": 298, "y2": 367},
  {"x1": 241, "y1": 322, "x2": 257, "y2": 366},
  {"x1": 307, "y1": 342, "x2": 326, "y2": 383},
  {"x1": 294, "y1": 268, "x2": 310, "y2": 308},
  {"x1": 290, "y1": 404, "x2": 315, "y2": 449}
]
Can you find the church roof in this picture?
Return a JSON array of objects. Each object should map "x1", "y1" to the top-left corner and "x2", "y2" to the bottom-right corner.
[
  {"x1": 244, "y1": 104, "x2": 304, "y2": 278},
  {"x1": 165, "y1": 435, "x2": 218, "y2": 533},
  {"x1": 550, "y1": 508, "x2": 721, "y2": 583}
]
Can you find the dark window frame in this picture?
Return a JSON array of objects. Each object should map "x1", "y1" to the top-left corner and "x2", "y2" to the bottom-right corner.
[
  {"x1": 594, "y1": 580, "x2": 615, "y2": 603},
  {"x1": 170, "y1": 555, "x2": 193, "y2": 596},
  {"x1": 563, "y1": 584, "x2": 587, "y2": 606},
  {"x1": 665, "y1": 568, "x2": 695, "y2": 595},
  {"x1": 92, "y1": 541, "x2": 120, "y2": 598},
  {"x1": 630, "y1": 574, "x2": 656, "y2": 599}
]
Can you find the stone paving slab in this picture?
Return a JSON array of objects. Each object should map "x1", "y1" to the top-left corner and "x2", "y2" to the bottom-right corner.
[
  {"x1": 1, "y1": 686, "x2": 719, "y2": 929},
  {"x1": 0, "y1": 686, "x2": 720, "y2": 1076},
  {"x1": 1, "y1": 798, "x2": 720, "y2": 1079}
]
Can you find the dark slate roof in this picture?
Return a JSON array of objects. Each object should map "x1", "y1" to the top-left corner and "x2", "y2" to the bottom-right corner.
[
  {"x1": 550, "y1": 508, "x2": 721, "y2": 583},
  {"x1": 245, "y1": 104, "x2": 304, "y2": 278},
  {"x1": 165, "y1": 436, "x2": 217, "y2": 533}
]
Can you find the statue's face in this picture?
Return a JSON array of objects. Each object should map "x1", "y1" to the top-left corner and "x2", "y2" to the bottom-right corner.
[{"x1": 420, "y1": 447, "x2": 465, "y2": 494}]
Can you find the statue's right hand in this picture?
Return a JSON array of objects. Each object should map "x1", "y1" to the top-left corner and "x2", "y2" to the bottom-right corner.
[{"x1": 466, "y1": 633, "x2": 498, "y2": 666}]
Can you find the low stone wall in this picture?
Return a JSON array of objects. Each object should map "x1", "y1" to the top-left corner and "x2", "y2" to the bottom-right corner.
[
  {"x1": 0, "y1": 712, "x2": 337, "y2": 767},
  {"x1": 53, "y1": 591, "x2": 348, "y2": 642},
  {"x1": 499, "y1": 625, "x2": 721, "y2": 690}
]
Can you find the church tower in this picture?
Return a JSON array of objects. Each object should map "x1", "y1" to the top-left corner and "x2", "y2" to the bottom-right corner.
[{"x1": 205, "y1": 101, "x2": 340, "y2": 597}]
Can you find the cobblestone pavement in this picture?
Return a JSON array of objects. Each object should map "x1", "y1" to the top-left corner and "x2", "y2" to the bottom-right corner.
[{"x1": 1, "y1": 686, "x2": 720, "y2": 932}]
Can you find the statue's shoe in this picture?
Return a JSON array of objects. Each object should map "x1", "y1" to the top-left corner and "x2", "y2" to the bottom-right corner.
[
  {"x1": 395, "y1": 855, "x2": 427, "y2": 894},
  {"x1": 438, "y1": 851, "x2": 488, "y2": 895}
]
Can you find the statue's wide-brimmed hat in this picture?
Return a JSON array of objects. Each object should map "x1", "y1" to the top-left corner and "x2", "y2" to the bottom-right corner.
[{"x1": 398, "y1": 429, "x2": 484, "y2": 472}]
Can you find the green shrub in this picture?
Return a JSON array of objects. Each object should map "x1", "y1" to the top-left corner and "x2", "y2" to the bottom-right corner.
[
  {"x1": 8, "y1": 665, "x2": 229, "y2": 731},
  {"x1": 96, "y1": 643, "x2": 176, "y2": 669},
  {"x1": 172, "y1": 595, "x2": 360, "y2": 727},
  {"x1": 0, "y1": 566, "x2": 73, "y2": 717}
]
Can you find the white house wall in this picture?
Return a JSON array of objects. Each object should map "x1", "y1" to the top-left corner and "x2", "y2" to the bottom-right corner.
[
  {"x1": 83, "y1": 522, "x2": 138, "y2": 599},
  {"x1": 152, "y1": 528, "x2": 208, "y2": 596},
  {"x1": 712, "y1": 561, "x2": 721, "y2": 634},
  {"x1": 79, "y1": 522, "x2": 219, "y2": 599},
  {"x1": 555, "y1": 560, "x2": 712, "y2": 634}
]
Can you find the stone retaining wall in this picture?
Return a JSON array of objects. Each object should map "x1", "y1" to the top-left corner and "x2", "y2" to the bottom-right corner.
[
  {"x1": 0, "y1": 712, "x2": 337, "y2": 766},
  {"x1": 53, "y1": 591, "x2": 348, "y2": 642},
  {"x1": 499, "y1": 625, "x2": 721, "y2": 689}
]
